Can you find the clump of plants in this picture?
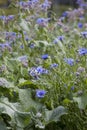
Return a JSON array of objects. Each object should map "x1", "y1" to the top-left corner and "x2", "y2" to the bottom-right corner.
[{"x1": 0, "y1": 0, "x2": 87, "y2": 130}]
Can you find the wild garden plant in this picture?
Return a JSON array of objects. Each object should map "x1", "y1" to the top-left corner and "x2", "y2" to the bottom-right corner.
[{"x1": 0, "y1": 0, "x2": 87, "y2": 130}]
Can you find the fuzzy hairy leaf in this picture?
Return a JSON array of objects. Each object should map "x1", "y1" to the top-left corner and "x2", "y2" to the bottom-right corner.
[
  {"x1": 18, "y1": 79, "x2": 37, "y2": 89},
  {"x1": 45, "y1": 106, "x2": 67, "y2": 124},
  {"x1": 19, "y1": 19, "x2": 29, "y2": 32},
  {"x1": 73, "y1": 92, "x2": 87, "y2": 109},
  {"x1": 18, "y1": 88, "x2": 42, "y2": 111},
  {"x1": 0, "y1": 78, "x2": 14, "y2": 88},
  {"x1": 0, "y1": 97, "x2": 31, "y2": 129}
]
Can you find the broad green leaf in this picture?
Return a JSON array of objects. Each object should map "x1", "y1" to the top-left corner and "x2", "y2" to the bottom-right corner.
[
  {"x1": 18, "y1": 79, "x2": 37, "y2": 89},
  {"x1": 73, "y1": 93, "x2": 87, "y2": 109},
  {"x1": 19, "y1": 89, "x2": 42, "y2": 110},
  {"x1": 0, "y1": 78, "x2": 14, "y2": 88},
  {"x1": 0, "y1": 97, "x2": 31, "y2": 129},
  {"x1": 0, "y1": 97, "x2": 18, "y2": 127},
  {"x1": 45, "y1": 106, "x2": 67, "y2": 124}
]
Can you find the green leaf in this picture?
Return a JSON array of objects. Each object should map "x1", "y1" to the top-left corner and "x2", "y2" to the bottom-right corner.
[
  {"x1": 0, "y1": 97, "x2": 18, "y2": 126},
  {"x1": 0, "y1": 97, "x2": 31, "y2": 129},
  {"x1": 18, "y1": 79, "x2": 37, "y2": 89},
  {"x1": 0, "y1": 78, "x2": 14, "y2": 88},
  {"x1": 45, "y1": 106, "x2": 67, "y2": 124},
  {"x1": 0, "y1": 120, "x2": 7, "y2": 130},
  {"x1": 19, "y1": 89, "x2": 42, "y2": 110},
  {"x1": 19, "y1": 19, "x2": 29, "y2": 32},
  {"x1": 73, "y1": 92, "x2": 87, "y2": 109}
]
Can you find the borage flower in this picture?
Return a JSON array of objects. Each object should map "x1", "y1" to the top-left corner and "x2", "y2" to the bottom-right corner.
[
  {"x1": 40, "y1": 0, "x2": 51, "y2": 11},
  {"x1": 29, "y1": 66, "x2": 48, "y2": 79},
  {"x1": 0, "y1": 42, "x2": 12, "y2": 52},
  {"x1": 41, "y1": 54, "x2": 48, "y2": 60},
  {"x1": 36, "y1": 18, "x2": 50, "y2": 27},
  {"x1": 53, "y1": 36, "x2": 64, "y2": 44},
  {"x1": 64, "y1": 58, "x2": 74, "y2": 66},
  {"x1": 36, "y1": 89, "x2": 47, "y2": 98},
  {"x1": 0, "y1": 15, "x2": 15, "y2": 23},
  {"x1": 5, "y1": 32, "x2": 17, "y2": 41},
  {"x1": 17, "y1": 55, "x2": 28, "y2": 67},
  {"x1": 78, "y1": 22, "x2": 83, "y2": 28},
  {"x1": 62, "y1": 11, "x2": 68, "y2": 17},
  {"x1": 50, "y1": 63, "x2": 58, "y2": 68},
  {"x1": 78, "y1": 48, "x2": 87, "y2": 55},
  {"x1": 81, "y1": 31, "x2": 87, "y2": 38}
]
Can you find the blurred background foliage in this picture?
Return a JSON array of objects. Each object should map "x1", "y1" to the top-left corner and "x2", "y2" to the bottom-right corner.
[{"x1": 0, "y1": 0, "x2": 74, "y2": 16}]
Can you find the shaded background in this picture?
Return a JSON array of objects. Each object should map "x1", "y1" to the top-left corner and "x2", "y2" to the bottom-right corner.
[{"x1": 0, "y1": 0, "x2": 80, "y2": 16}]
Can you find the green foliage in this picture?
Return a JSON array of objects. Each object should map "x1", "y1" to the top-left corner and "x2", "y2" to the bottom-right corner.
[
  {"x1": 0, "y1": 0, "x2": 87, "y2": 129},
  {"x1": 73, "y1": 92, "x2": 87, "y2": 110},
  {"x1": 45, "y1": 106, "x2": 67, "y2": 123}
]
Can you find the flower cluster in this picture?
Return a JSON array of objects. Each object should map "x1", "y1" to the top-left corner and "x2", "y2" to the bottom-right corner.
[
  {"x1": 40, "y1": 0, "x2": 51, "y2": 11},
  {"x1": 0, "y1": 15, "x2": 15, "y2": 23},
  {"x1": 36, "y1": 17, "x2": 50, "y2": 27},
  {"x1": 29, "y1": 66, "x2": 48, "y2": 79},
  {"x1": 17, "y1": 0, "x2": 39, "y2": 10},
  {"x1": 0, "y1": 42, "x2": 12, "y2": 52}
]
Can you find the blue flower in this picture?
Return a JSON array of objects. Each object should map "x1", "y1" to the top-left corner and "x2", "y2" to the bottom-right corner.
[
  {"x1": 78, "y1": 48, "x2": 87, "y2": 55},
  {"x1": 78, "y1": 22, "x2": 83, "y2": 28},
  {"x1": 32, "y1": 0, "x2": 39, "y2": 4},
  {"x1": 71, "y1": 86, "x2": 75, "y2": 91},
  {"x1": 36, "y1": 18, "x2": 45, "y2": 24},
  {"x1": 80, "y1": 3, "x2": 87, "y2": 9},
  {"x1": 64, "y1": 58, "x2": 74, "y2": 66},
  {"x1": 5, "y1": 32, "x2": 16, "y2": 41},
  {"x1": 0, "y1": 16, "x2": 6, "y2": 20},
  {"x1": 50, "y1": 63, "x2": 58, "y2": 68},
  {"x1": 36, "y1": 66, "x2": 48, "y2": 74},
  {"x1": 36, "y1": 18, "x2": 49, "y2": 27},
  {"x1": 29, "y1": 66, "x2": 48, "y2": 79},
  {"x1": 36, "y1": 90, "x2": 46, "y2": 98},
  {"x1": 7, "y1": 15, "x2": 14, "y2": 20},
  {"x1": 58, "y1": 36, "x2": 64, "y2": 41},
  {"x1": 41, "y1": 0, "x2": 51, "y2": 10},
  {"x1": 41, "y1": 54, "x2": 48, "y2": 59},
  {"x1": 62, "y1": 11, "x2": 68, "y2": 17},
  {"x1": 29, "y1": 43, "x2": 35, "y2": 48},
  {"x1": 53, "y1": 36, "x2": 64, "y2": 44},
  {"x1": 79, "y1": 15, "x2": 84, "y2": 20},
  {"x1": 81, "y1": 31, "x2": 87, "y2": 38},
  {"x1": 17, "y1": 55, "x2": 27, "y2": 62},
  {"x1": 0, "y1": 15, "x2": 14, "y2": 23},
  {"x1": 76, "y1": 0, "x2": 82, "y2": 4},
  {"x1": 0, "y1": 42, "x2": 11, "y2": 49}
]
